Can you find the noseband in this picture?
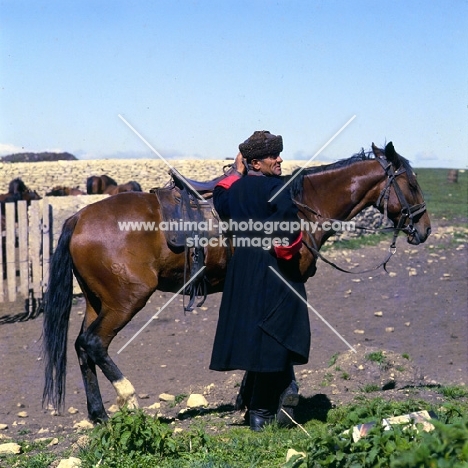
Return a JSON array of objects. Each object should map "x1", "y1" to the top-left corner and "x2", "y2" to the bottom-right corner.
[{"x1": 375, "y1": 158, "x2": 427, "y2": 246}]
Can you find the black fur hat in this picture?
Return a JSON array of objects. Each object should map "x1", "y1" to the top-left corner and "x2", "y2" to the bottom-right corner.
[{"x1": 238, "y1": 130, "x2": 283, "y2": 161}]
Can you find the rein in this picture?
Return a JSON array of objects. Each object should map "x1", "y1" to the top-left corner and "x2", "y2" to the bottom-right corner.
[{"x1": 294, "y1": 157, "x2": 427, "y2": 274}]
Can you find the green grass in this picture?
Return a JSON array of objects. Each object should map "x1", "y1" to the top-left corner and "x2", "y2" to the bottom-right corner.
[
  {"x1": 6, "y1": 396, "x2": 468, "y2": 467},
  {"x1": 437, "y1": 385, "x2": 468, "y2": 400},
  {"x1": 415, "y1": 168, "x2": 468, "y2": 221}
]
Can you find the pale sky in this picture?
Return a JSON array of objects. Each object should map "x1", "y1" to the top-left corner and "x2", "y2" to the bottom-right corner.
[{"x1": 1, "y1": 0, "x2": 466, "y2": 168}]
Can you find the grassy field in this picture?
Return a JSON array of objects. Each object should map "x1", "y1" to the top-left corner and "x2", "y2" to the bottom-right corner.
[
  {"x1": 415, "y1": 168, "x2": 467, "y2": 222},
  {"x1": 7, "y1": 395, "x2": 467, "y2": 468}
]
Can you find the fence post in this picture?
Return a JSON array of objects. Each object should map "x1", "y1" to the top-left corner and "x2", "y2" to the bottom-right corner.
[
  {"x1": 5, "y1": 203, "x2": 16, "y2": 302},
  {"x1": 42, "y1": 199, "x2": 50, "y2": 296},
  {"x1": 29, "y1": 200, "x2": 42, "y2": 302},
  {"x1": 17, "y1": 201, "x2": 29, "y2": 298}
]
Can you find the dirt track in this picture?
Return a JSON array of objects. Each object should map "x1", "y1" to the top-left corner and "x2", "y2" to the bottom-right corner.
[{"x1": 0, "y1": 220, "x2": 466, "y2": 449}]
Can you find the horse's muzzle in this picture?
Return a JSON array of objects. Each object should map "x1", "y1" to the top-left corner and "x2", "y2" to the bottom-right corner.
[{"x1": 406, "y1": 225, "x2": 431, "y2": 245}]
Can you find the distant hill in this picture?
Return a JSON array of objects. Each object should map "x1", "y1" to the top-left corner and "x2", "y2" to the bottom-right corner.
[{"x1": 0, "y1": 152, "x2": 77, "y2": 163}]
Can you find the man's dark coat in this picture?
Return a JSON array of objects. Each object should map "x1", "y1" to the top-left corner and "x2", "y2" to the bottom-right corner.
[{"x1": 209, "y1": 174, "x2": 311, "y2": 373}]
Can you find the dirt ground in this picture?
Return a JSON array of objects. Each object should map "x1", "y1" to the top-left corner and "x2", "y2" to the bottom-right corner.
[{"x1": 0, "y1": 220, "x2": 466, "y2": 452}]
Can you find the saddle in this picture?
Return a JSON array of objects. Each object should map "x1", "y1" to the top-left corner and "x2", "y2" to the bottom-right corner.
[{"x1": 151, "y1": 166, "x2": 234, "y2": 310}]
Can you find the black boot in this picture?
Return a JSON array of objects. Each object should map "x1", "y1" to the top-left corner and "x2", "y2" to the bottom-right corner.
[
  {"x1": 249, "y1": 372, "x2": 277, "y2": 431},
  {"x1": 249, "y1": 408, "x2": 275, "y2": 431},
  {"x1": 276, "y1": 380, "x2": 299, "y2": 428}
]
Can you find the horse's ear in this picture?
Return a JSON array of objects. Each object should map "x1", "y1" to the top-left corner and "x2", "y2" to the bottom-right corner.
[
  {"x1": 371, "y1": 142, "x2": 384, "y2": 158},
  {"x1": 384, "y1": 142, "x2": 397, "y2": 164}
]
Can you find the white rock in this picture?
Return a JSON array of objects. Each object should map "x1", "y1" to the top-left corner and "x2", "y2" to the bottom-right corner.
[
  {"x1": 68, "y1": 407, "x2": 79, "y2": 414},
  {"x1": 73, "y1": 420, "x2": 94, "y2": 430},
  {"x1": 159, "y1": 393, "x2": 175, "y2": 402},
  {"x1": 0, "y1": 424, "x2": 7, "y2": 430},
  {"x1": 147, "y1": 402, "x2": 161, "y2": 410},
  {"x1": 286, "y1": 448, "x2": 306, "y2": 462},
  {"x1": 0, "y1": 442, "x2": 21, "y2": 455},
  {"x1": 17, "y1": 411, "x2": 28, "y2": 418},
  {"x1": 56, "y1": 457, "x2": 82, "y2": 468},
  {"x1": 48, "y1": 437, "x2": 59, "y2": 446},
  {"x1": 186, "y1": 394, "x2": 208, "y2": 408}
]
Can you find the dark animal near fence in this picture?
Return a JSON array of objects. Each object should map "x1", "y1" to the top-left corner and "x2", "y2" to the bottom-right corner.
[
  {"x1": 86, "y1": 175, "x2": 142, "y2": 195},
  {"x1": 86, "y1": 175, "x2": 118, "y2": 194},
  {"x1": 0, "y1": 178, "x2": 41, "y2": 206},
  {"x1": 103, "y1": 180, "x2": 142, "y2": 195},
  {"x1": 42, "y1": 142, "x2": 431, "y2": 423},
  {"x1": 46, "y1": 186, "x2": 86, "y2": 196},
  {"x1": 0, "y1": 178, "x2": 41, "y2": 218}
]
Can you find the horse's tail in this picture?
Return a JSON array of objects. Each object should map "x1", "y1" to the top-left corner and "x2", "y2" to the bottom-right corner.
[{"x1": 42, "y1": 215, "x2": 78, "y2": 413}]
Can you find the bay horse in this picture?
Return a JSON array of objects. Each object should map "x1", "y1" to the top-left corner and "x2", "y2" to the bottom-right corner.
[
  {"x1": 42, "y1": 142, "x2": 431, "y2": 423},
  {"x1": 46, "y1": 186, "x2": 86, "y2": 196},
  {"x1": 86, "y1": 175, "x2": 118, "y2": 194},
  {"x1": 0, "y1": 178, "x2": 41, "y2": 216},
  {"x1": 103, "y1": 180, "x2": 142, "y2": 195},
  {"x1": 0, "y1": 178, "x2": 41, "y2": 204}
]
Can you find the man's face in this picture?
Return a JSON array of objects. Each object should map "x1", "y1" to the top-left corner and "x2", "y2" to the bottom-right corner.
[{"x1": 252, "y1": 154, "x2": 283, "y2": 176}]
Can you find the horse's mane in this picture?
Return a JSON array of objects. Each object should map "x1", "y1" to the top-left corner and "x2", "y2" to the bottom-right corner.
[
  {"x1": 102, "y1": 175, "x2": 118, "y2": 186},
  {"x1": 287, "y1": 145, "x2": 417, "y2": 198}
]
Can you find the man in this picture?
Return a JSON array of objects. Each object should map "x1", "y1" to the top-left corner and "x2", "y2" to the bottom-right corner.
[{"x1": 210, "y1": 130, "x2": 311, "y2": 431}]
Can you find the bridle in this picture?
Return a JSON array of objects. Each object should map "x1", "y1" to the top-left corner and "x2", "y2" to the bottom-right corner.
[
  {"x1": 294, "y1": 156, "x2": 427, "y2": 274},
  {"x1": 374, "y1": 157, "x2": 427, "y2": 247}
]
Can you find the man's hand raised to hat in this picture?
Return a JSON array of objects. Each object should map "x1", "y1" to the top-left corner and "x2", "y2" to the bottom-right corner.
[{"x1": 234, "y1": 151, "x2": 247, "y2": 176}]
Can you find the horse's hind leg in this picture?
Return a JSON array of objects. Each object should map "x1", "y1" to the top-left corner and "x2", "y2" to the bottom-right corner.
[
  {"x1": 75, "y1": 319, "x2": 109, "y2": 422},
  {"x1": 75, "y1": 294, "x2": 149, "y2": 422}
]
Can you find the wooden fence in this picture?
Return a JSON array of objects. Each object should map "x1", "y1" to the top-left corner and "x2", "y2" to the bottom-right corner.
[{"x1": 0, "y1": 199, "x2": 51, "y2": 316}]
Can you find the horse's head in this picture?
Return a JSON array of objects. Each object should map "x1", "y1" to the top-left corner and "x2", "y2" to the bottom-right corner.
[
  {"x1": 8, "y1": 178, "x2": 27, "y2": 194},
  {"x1": 372, "y1": 142, "x2": 431, "y2": 245}
]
